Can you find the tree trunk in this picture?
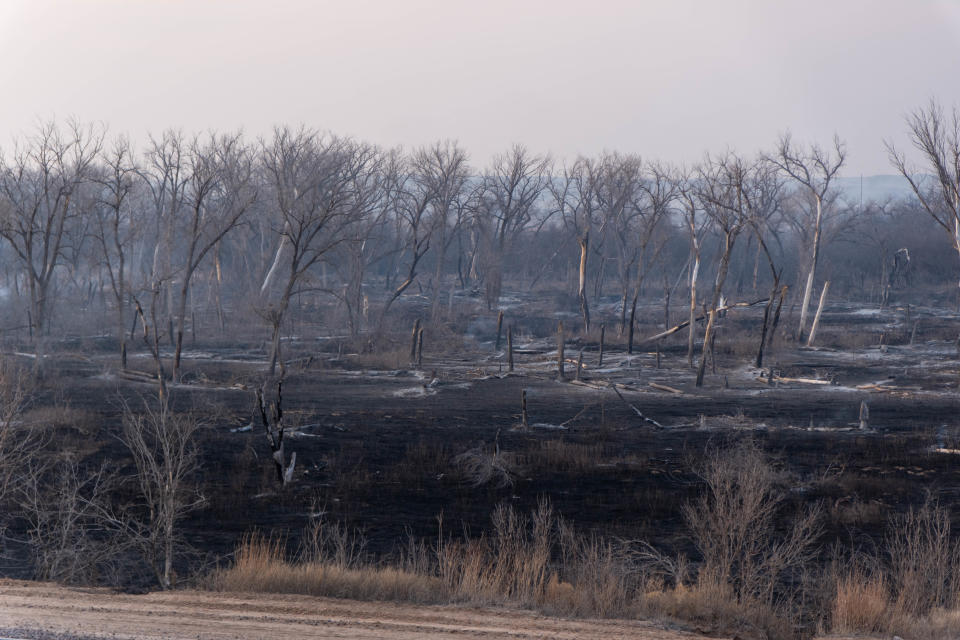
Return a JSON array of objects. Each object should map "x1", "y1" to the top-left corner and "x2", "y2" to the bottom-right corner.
[
  {"x1": 619, "y1": 288, "x2": 629, "y2": 337},
  {"x1": 688, "y1": 254, "x2": 699, "y2": 367},
  {"x1": 598, "y1": 324, "x2": 605, "y2": 367},
  {"x1": 755, "y1": 276, "x2": 780, "y2": 368},
  {"x1": 557, "y1": 321, "x2": 565, "y2": 380},
  {"x1": 695, "y1": 234, "x2": 735, "y2": 387},
  {"x1": 268, "y1": 318, "x2": 283, "y2": 377},
  {"x1": 797, "y1": 195, "x2": 823, "y2": 341},
  {"x1": 173, "y1": 277, "x2": 190, "y2": 381},
  {"x1": 577, "y1": 235, "x2": 590, "y2": 333},
  {"x1": 695, "y1": 310, "x2": 716, "y2": 387},
  {"x1": 806, "y1": 280, "x2": 830, "y2": 347}
]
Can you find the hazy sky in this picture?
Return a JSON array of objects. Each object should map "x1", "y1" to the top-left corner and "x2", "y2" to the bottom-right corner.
[{"x1": 1, "y1": 0, "x2": 958, "y2": 175}]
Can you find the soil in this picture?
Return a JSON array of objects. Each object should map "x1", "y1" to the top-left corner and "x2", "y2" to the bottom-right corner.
[{"x1": 0, "y1": 579, "x2": 723, "y2": 639}]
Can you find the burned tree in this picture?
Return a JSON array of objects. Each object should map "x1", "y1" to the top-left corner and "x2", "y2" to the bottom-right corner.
[
  {"x1": 92, "y1": 135, "x2": 140, "y2": 369},
  {"x1": 422, "y1": 141, "x2": 469, "y2": 319},
  {"x1": 769, "y1": 133, "x2": 845, "y2": 341},
  {"x1": 694, "y1": 153, "x2": 779, "y2": 386},
  {"x1": 0, "y1": 120, "x2": 103, "y2": 369},
  {"x1": 675, "y1": 167, "x2": 712, "y2": 366},
  {"x1": 255, "y1": 381, "x2": 295, "y2": 487},
  {"x1": 592, "y1": 153, "x2": 645, "y2": 335},
  {"x1": 144, "y1": 132, "x2": 257, "y2": 381},
  {"x1": 551, "y1": 156, "x2": 602, "y2": 333},
  {"x1": 473, "y1": 145, "x2": 551, "y2": 310},
  {"x1": 625, "y1": 164, "x2": 676, "y2": 353},
  {"x1": 380, "y1": 142, "x2": 467, "y2": 323},
  {"x1": 259, "y1": 128, "x2": 377, "y2": 375},
  {"x1": 887, "y1": 99, "x2": 960, "y2": 308}
]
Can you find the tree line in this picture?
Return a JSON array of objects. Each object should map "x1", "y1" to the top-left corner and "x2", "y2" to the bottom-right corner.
[{"x1": 1, "y1": 100, "x2": 958, "y2": 377}]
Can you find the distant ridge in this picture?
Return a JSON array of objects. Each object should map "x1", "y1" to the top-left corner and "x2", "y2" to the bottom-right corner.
[{"x1": 833, "y1": 174, "x2": 915, "y2": 204}]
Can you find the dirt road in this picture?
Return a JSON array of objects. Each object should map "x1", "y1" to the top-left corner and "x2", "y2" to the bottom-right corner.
[{"x1": 0, "y1": 580, "x2": 723, "y2": 640}]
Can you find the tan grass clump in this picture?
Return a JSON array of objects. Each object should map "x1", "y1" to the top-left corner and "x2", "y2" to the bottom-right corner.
[{"x1": 211, "y1": 533, "x2": 446, "y2": 604}]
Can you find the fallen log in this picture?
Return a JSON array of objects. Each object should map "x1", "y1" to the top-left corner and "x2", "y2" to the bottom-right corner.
[
  {"x1": 649, "y1": 382, "x2": 683, "y2": 394},
  {"x1": 758, "y1": 375, "x2": 833, "y2": 385},
  {"x1": 635, "y1": 297, "x2": 769, "y2": 346},
  {"x1": 611, "y1": 384, "x2": 664, "y2": 428}
]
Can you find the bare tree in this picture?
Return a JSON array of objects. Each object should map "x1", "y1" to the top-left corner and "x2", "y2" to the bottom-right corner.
[
  {"x1": 171, "y1": 132, "x2": 256, "y2": 380},
  {"x1": 476, "y1": 145, "x2": 551, "y2": 309},
  {"x1": 0, "y1": 120, "x2": 104, "y2": 369},
  {"x1": 551, "y1": 156, "x2": 602, "y2": 333},
  {"x1": 768, "y1": 133, "x2": 845, "y2": 341},
  {"x1": 594, "y1": 153, "x2": 645, "y2": 335},
  {"x1": 886, "y1": 99, "x2": 960, "y2": 306},
  {"x1": 694, "y1": 153, "x2": 780, "y2": 386},
  {"x1": 675, "y1": 167, "x2": 712, "y2": 366},
  {"x1": 137, "y1": 130, "x2": 188, "y2": 349},
  {"x1": 625, "y1": 164, "x2": 676, "y2": 353},
  {"x1": 259, "y1": 127, "x2": 375, "y2": 375},
  {"x1": 380, "y1": 143, "x2": 467, "y2": 323},
  {"x1": 92, "y1": 135, "x2": 139, "y2": 369},
  {"x1": 422, "y1": 141, "x2": 469, "y2": 319},
  {"x1": 121, "y1": 398, "x2": 202, "y2": 589},
  {"x1": 328, "y1": 177, "x2": 391, "y2": 336}
]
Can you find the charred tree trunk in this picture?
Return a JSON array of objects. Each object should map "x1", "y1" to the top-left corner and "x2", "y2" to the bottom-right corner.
[
  {"x1": 256, "y1": 381, "x2": 296, "y2": 487},
  {"x1": 598, "y1": 324, "x2": 605, "y2": 367},
  {"x1": 410, "y1": 318, "x2": 421, "y2": 362},
  {"x1": 755, "y1": 274, "x2": 781, "y2": 368},
  {"x1": 557, "y1": 321, "x2": 565, "y2": 380},
  {"x1": 521, "y1": 388, "x2": 528, "y2": 428},
  {"x1": 416, "y1": 327, "x2": 424, "y2": 368}
]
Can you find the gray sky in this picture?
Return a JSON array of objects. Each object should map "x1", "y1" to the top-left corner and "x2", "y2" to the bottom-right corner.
[{"x1": 1, "y1": 0, "x2": 958, "y2": 175}]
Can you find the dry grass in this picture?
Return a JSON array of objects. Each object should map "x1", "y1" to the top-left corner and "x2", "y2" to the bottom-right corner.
[
  {"x1": 828, "y1": 501, "x2": 960, "y2": 639},
  {"x1": 831, "y1": 566, "x2": 889, "y2": 634},
  {"x1": 211, "y1": 534, "x2": 446, "y2": 603},
  {"x1": 22, "y1": 405, "x2": 100, "y2": 435},
  {"x1": 524, "y1": 439, "x2": 604, "y2": 474},
  {"x1": 211, "y1": 446, "x2": 960, "y2": 640},
  {"x1": 212, "y1": 501, "x2": 639, "y2": 619}
]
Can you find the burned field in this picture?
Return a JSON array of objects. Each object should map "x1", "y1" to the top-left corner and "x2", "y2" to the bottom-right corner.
[{"x1": 7, "y1": 294, "x2": 959, "y2": 582}]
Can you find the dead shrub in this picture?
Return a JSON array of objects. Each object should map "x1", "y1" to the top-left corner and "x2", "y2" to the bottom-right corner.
[
  {"x1": 680, "y1": 441, "x2": 821, "y2": 637},
  {"x1": 299, "y1": 507, "x2": 368, "y2": 569},
  {"x1": 886, "y1": 499, "x2": 960, "y2": 618},
  {"x1": 453, "y1": 437, "x2": 518, "y2": 488},
  {"x1": 18, "y1": 456, "x2": 131, "y2": 585}
]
